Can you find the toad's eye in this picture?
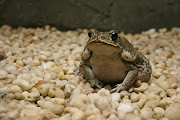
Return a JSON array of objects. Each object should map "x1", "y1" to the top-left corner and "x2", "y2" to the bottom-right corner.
[
  {"x1": 111, "y1": 32, "x2": 118, "y2": 41},
  {"x1": 88, "y1": 31, "x2": 93, "y2": 38}
]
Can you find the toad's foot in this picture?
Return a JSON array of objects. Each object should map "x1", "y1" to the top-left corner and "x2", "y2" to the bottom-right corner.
[
  {"x1": 90, "y1": 78, "x2": 104, "y2": 89},
  {"x1": 111, "y1": 84, "x2": 126, "y2": 93}
]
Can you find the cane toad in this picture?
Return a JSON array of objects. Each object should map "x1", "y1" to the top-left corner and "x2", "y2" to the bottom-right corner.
[{"x1": 79, "y1": 29, "x2": 151, "y2": 92}]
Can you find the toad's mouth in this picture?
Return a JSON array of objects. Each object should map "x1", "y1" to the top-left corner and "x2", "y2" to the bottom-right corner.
[{"x1": 87, "y1": 41, "x2": 122, "y2": 55}]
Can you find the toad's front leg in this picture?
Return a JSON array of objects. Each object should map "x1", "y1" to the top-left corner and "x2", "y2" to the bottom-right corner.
[
  {"x1": 80, "y1": 64, "x2": 104, "y2": 88},
  {"x1": 111, "y1": 68, "x2": 138, "y2": 92}
]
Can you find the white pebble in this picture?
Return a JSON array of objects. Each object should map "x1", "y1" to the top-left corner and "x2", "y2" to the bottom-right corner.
[
  {"x1": 13, "y1": 79, "x2": 30, "y2": 91},
  {"x1": 42, "y1": 62, "x2": 55, "y2": 70}
]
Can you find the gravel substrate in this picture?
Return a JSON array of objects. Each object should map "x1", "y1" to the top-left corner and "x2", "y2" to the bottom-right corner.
[{"x1": 0, "y1": 25, "x2": 180, "y2": 120}]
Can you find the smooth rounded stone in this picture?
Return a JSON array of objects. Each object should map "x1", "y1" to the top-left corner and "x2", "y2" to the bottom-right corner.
[
  {"x1": 97, "y1": 88, "x2": 111, "y2": 97},
  {"x1": 167, "y1": 77, "x2": 179, "y2": 83},
  {"x1": 28, "y1": 87, "x2": 40, "y2": 101},
  {"x1": 111, "y1": 93, "x2": 121, "y2": 102},
  {"x1": 177, "y1": 88, "x2": 180, "y2": 94},
  {"x1": 37, "y1": 83, "x2": 49, "y2": 97},
  {"x1": 140, "y1": 107, "x2": 154, "y2": 120},
  {"x1": 44, "y1": 73, "x2": 52, "y2": 82},
  {"x1": 119, "y1": 90, "x2": 131, "y2": 97},
  {"x1": 42, "y1": 62, "x2": 55, "y2": 70},
  {"x1": 170, "y1": 83, "x2": 178, "y2": 89},
  {"x1": 6, "y1": 93, "x2": 15, "y2": 99},
  {"x1": 102, "y1": 107, "x2": 117, "y2": 118},
  {"x1": 64, "y1": 84, "x2": 75, "y2": 97},
  {"x1": 122, "y1": 96, "x2": 131, "y2": 103},
  {"x1": 14, "y1": 93, "x2": 25, "y2": 100},
  {"x1": 48, "y1": 88, "x2": 55, "y2": 98},
  {"x1": 107, "y1": 114, "x2": 119, "y2": 120},
  {"x1": 158, "y1": 81, "x2": 170, "y2": 91},
  {"x1": 71, "y1": 110, "x2": 86, "y2": 120},
  {"x1": 137, "y1": 94, "x2": 148, "y2": 109},
  {"x1": 85, "y1": 104, "x2": 101, "y2": 117},
  {"x1": 8, "y1": 85, "x2": 22, "y2": 93},
  {"x1": 124, "y1": 113, "x2": 141, "y2": 120},
  {"x1": 70, "y1": 93, "x2": 89, "y2": 109},
  {"x1": 37, "y1": 101, "x2": 64, "y2": 115},
  {"x1": 154, "y1": 107, "x2": 165, "y2": 117},
  {"x1": 39, "y1": 55, "x2": 47, "y2": 61},
  {"x1": 56, "y1": 80, "x2": 68, "y2": 89},
  {"x1": 57, "y1": 113, "x2": 71, "y2": 120},
  {"x1": 7, "y1": 110, "x2": 19, "y2": 119},
  {"x1": 4, "y1": 64, "x2": 16, "y2": 72},
  {"x1": 54, "y1": 88, "x2": 65, "y2": 98},
  {"x1": 94, "y1": 97, "x2": 111, "y2": 111},
  {"x1": 134, "y1": 82, "x2": 149, "y2": 92},
  {"x1": 118, "y1": 103, "x2": 134, "y2": 114},
  {"x1": 0, "y1": 69, "x2": 8, "y2": 76},
  {"x1": 87, "y1": 114, "x2": 106, "y2": 120},
  {"x1": 111, "y1": 101, "x2": 119, "y2": 109},
  {"x1": 9, "y1": 69, "x2": 21, "y2": 75},
  {"x1": 22, "y1": 73, "x2": 31, "y2": 81},
  {"x1": 160, "y1": 91, "x2": 167, "y2": 98},
  {"x1": 159, "y1": 97, "x2": 174, "y2": 109},
  {"x1": 12, "y1": 79, "x2": 30, "y2": 91},
  {"x1": 166, "y1": 89, "x2": 177, "y2": 97},
  {"x1": 64, "y1": 107, "x2": 86, "y2": 120},
  {"x1": 16, "y1": 59, "x2": 24, "y2": 66},
  {"x1": 130, "y1": 92, "x2": 140, "y2": 103},
  {"x1": 165, "y1": 103, "x2": 180, "y2": 120}
]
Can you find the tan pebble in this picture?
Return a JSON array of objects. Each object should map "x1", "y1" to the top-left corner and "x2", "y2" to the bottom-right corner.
[
  {"x1": 140, "y1": 107, "x2": 154, "y2": 120},
  {"x1": 94, "y1": 97, "x2": 111, "y2": 111},
  {"x1": 87, "y1": 114, "x2": 106, "y2": 120},
  {"x1": 6, "y1": 93, "x2": 15, "y2": 99},
  {"x1": 122, "y1": 95, "x2": 131, "y2": 103},
  {"x1": 167, "y1": 77, "x2": 179, "y2": 83},
  {"x1": 51, "y1": 98, "x2": 66, "y2": 106},
  {"x1": 85, "y1": 104, "x2": 101, "y2": 117},
  {"x1": 111, "y1": 101, "x2": 119, "y2": 109},
  {"x1": 137, "y1": 94, "x2": 148, "y2": 108},
  {"x1": 48, "y1": 88, "x2": 55, "y2": 98},
  {"x1": 166, "y1": 89, "x2": 177, "y2": 97},
  {"x1": 160, "y1": 91, "x2": 167, "y2": 98},
  {"x1": 117, "y1": 103, "x2": 134, "y2": 114},
  {"x1": 8, "y1": 85, "x2": 22, "y2": 93},
  {"x1": 7, "y1": 110, "x2": 19, "y2": 119},
  {"x1": 88, "y1": 93, "x2": 100, "y2": 104},
  {"x1": 165, "y1": 103, "x2": 180, "y2": 120},
  {"x1": 37, "y1": 101, "x2": 64, "y2": 115},
  {"x1": 107, "y1": 114, "x2": 119, "y2": 120},
  {"x1": 64, "y1": 84, "x2": 75, "y2": 97},
  {"x1": 71, "y1": 110, "x2": 85, "y2": 120},
  {"x1": 56, "y1": 80, "x2": 68, "y2": 89},
  {"x1": 14, "y1": 93, "x2": 25, "y2": 100},
  {"x1": 130, "y1": 92, "x2": 140, "y2": 103},
  {"x1": 125, "y1": 113, "x2": 141, "y2": 120},
  {"x1": 97, "y1": 88, "x2": 111, "y2": 97},
  {"x1": 158, "y1": 81, "x2": 170, "y2": 91},
  {"x1": 119, "y1": 90, "x2": 131, "y2": 97},
  {"x1": 102, "y1": 107, "x2": 117, "y2": 118},
  {"x1": 12, "y1": 79, "x2": 30, "y2": 91},
  {"x1": 54, "y1": 88, "x2": 65, "y2": 98},
  {"x1": 37, "y1": 83, "x2": 49, "y2": 97},
  {"x1": 111, "y1": 93, "x2": 121, "y2": 102},
  {"x1": 70, "y1": 93, "x2": 89, "y2": 109},
  {"x1": 159, "y1": 117, "x2": 169, "y2": 120},
  {"x1": 154, "y1": 107, "x2": 165, "y2": 119},
  {"x1": 170, "y1": 83, "x2": 178, "y2": 89},
  {"x1": 58, "y1": 113, "x2": 71, "y2": 120},
  {"x1": 43, "y1": 109, "x2": 56, "y2": 120},
  {"x1": 134, "y1": 82, "x2": 149, "y2": 92}
]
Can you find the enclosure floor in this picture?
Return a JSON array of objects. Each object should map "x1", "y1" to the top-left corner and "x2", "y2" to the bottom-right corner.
[{"x1": 0, "y1": 25, "x2": 180, "y2": 120}]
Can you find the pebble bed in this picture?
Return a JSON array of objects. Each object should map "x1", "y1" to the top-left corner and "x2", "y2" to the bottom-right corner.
[{"x1": 0, "y1": 25, "x2": 180, "y2": 120}]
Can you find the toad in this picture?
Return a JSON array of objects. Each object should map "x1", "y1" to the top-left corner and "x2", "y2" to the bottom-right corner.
[{"x1": 79, "y1": 29, "x2": 151, "y2": 92}]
